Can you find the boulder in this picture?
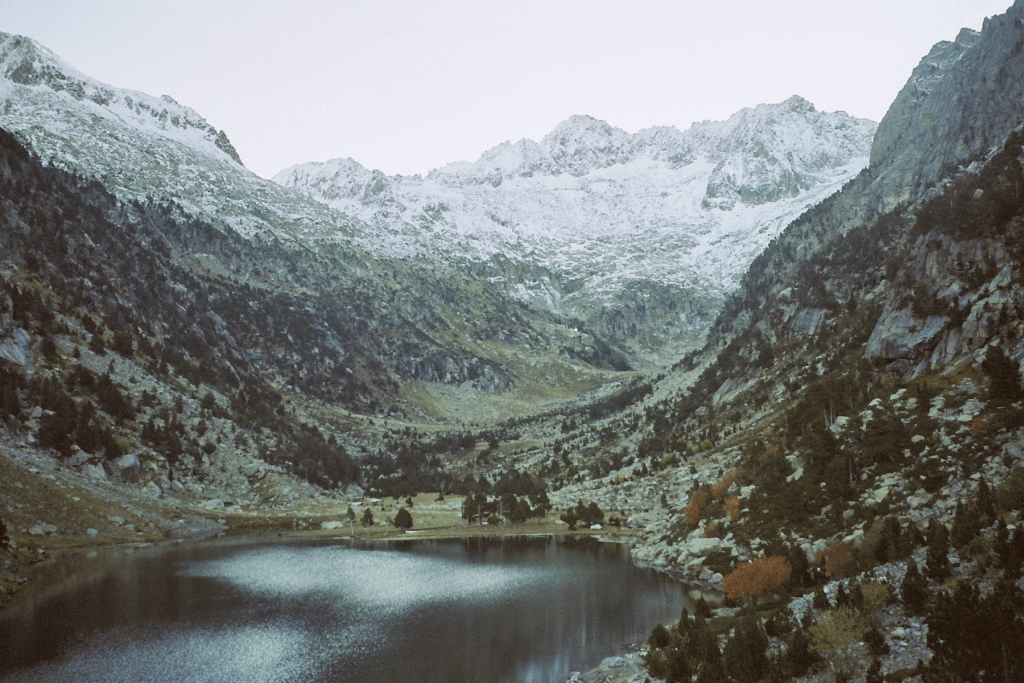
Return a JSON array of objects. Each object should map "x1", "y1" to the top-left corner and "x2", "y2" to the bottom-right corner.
[
  {"x1": 67, "y1": 446, "x2": 91, "y2": 468},
  {"x1": 687, "y1": 537, "x2": 723, "y2": 556},
  {"x1": 80, "y1": 463, "x2": 107, "y2": 482},
  {"x1": 110, "y1": 452, "x2": 142, "y2": 482}
]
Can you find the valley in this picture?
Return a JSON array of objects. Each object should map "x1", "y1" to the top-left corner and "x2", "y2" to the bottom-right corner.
[{"x1": 3, "y1": 3, "x2": 1024, "y2": 682}]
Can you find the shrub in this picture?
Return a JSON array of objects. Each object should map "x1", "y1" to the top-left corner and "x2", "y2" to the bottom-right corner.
[
  {"x1": 809, "y1": 606, "x2": 870, "y2": 679},
  {"x1": 684, "y1": 489, "x2": 709, "y2": 526},
  {"x1": 723, "y1": 495, "x2": 741, "y2": 521},
  {"x1": 722, "y1": 556, "x2": 792, "y2": 604},
  {"x1": 860, "y1": 579, "x2": 892, "y2": 613},
  {"x1": 820, "y1": 541, "x2": 856, "y2": 578},
  {"x1": 711, "y1": 470, "x2": 736, "y2": 499}
]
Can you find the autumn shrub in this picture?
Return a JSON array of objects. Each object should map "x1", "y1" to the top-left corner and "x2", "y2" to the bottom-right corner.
[
  {"x1": 723, "y1": 495, "x2": 741, "y2": 521},
  {"x1": 684, "y1": 489, "x2": 709, "y2": 526},
  {"x1": 722, "y1": 556, "x2": 792, "y2": 604},
  {"x1": 970, "y1": 415, "x2": 990, "y2": 436},
  {"x1": 711, "y1": 470, "x2": 736, "y2": 499},
  {"x1": 820, "y1": 541, "x2": 856, "y2": 578}
]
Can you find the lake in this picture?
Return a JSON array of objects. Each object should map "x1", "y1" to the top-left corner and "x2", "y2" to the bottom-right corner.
[{"x1": 0, "y1": 535, "x2": 687, "y2": 682}]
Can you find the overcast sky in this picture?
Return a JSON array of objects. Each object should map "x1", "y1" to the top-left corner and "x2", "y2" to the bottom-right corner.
[{"x1": 0, "y1": 1, "x2": 1013, "y2": 178}]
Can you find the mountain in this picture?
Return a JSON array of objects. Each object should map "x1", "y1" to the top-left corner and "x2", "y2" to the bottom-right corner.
[
  {"x1": 0, "y1": 31, "x2": 358, "y2": 242},
  {"x1": 276, "y1": 98, "x2": 875, "y2": 362},
  {"x1": 0, "y1": 29, "x2": 874, "y2": 368},
  {"x1": 4, "y1": 4, "x2": 1024, "y2": 679},
  {"x1": 581, "y1": 0, "x2": 1024, "y2": 652},
  {"x1": 0, "y1": 29, "x2": 647, "y2": 421}
]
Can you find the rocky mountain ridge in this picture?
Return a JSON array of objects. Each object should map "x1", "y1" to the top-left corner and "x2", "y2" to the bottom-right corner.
[{"x1": 276, "y1": 97, "x2": 875, "y2": 362}]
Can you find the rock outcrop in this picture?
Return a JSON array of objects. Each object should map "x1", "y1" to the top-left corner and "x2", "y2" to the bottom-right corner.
[{"x1": 869, "y1": 2, "x2": 1024, "y2": 211}]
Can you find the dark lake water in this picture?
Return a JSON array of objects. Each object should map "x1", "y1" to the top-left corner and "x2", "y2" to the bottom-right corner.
[{"x1": 0, "y1": 536, "x2": 687, "y2": 682}]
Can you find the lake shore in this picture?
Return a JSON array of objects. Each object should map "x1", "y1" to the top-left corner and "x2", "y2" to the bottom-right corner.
[{"x1": 1, "y1": 486, "x2": 641, "y2": 613}]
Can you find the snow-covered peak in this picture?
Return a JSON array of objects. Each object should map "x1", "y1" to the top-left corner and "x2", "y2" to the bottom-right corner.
[
  {"x1": 277, "y1": 98, "x2": 876, "y2": 362},
  {"x1": 0, "y1": 31, "x2": 243, "y2": 166},
  {"x1": 273, "y1": 157, "x2": 400, "y2": 206},
  {"x1": 539, "y1": 115, "x2": 633, "y2": 174}
]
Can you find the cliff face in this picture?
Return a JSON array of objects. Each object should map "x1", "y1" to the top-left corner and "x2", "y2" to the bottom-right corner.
[{"x1": 868, "y1": 2, "x2": 1024, "y2": 211}]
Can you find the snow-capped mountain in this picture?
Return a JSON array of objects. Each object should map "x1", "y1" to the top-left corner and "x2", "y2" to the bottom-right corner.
[
  {"x1": 0, "y1": 31, "x2": 361, "y2": 243},
  {"x1": 0, "y1": 28, "x2": 875, "y2": 364},
  {"x1": 275, "y1": 98, "x2": 876, "y2": 360}
]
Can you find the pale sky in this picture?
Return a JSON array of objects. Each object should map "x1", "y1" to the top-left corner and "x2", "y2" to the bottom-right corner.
[{"x1": 0, "y1": 1, "x2": 1013, "y2": 179}]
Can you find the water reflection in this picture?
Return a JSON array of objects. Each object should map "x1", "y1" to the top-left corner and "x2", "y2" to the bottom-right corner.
[{"x1": 0, "y1": 536, "x2": 686, "y2": 683}]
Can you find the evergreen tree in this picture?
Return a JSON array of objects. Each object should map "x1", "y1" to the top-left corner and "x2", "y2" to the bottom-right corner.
[
  {"x1": 875, "y1": 515, "x2": 903, "y2": 564},
  {"x1": 976, "y1": 479, "x2": 996, "y2": 524},
  {"x1": 786, "y1": 542, "x2": 812, "y2": 587},
  {"x1": 865, "y1": 658, "x2": 883, "y2": 683},
  {"x1": 783, "y1": 625, "x2": 816, "y2": 678},
  {"x1": 648, "y1": 622, "x2": 671, "y2": 649},
  {"x1": 394, "y1": 506, "x2": 413, "y2": 531},
  {"x1": 924, "y1": 519, "x2": 951, "y2": 581},
  {"x1": 903, "y1": 520, "x2": 926, "y2": 554},
  {"x1": 928, "y1": 578, "x2": 1024, "y2": 682},
  {"x1": 722, "y1": 616, "x2": 769, "y2": 683},
  {"x1": 995, "y1": 517, "x2": 1011, "y2": 568},
  {"x1": 1007, "y1": 524, "x2": 1024, "y2": 580},
  {"x1": 981, "y1": 345, "x2": 1023, "y2": 402},
  {"x1": 900, "y1": 558, "x2": 929, "y2": 614},
  {"x1": 950, "y1": 500, "x2": 981, "y2": 549}
]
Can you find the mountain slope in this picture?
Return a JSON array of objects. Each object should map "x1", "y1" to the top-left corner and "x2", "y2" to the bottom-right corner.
[
  {"x1": 0, "y1": 31, "x2": 360, "y2": 243},
  {"x1": 276, "y1": 98, "x2": 876, "y2": 362}
]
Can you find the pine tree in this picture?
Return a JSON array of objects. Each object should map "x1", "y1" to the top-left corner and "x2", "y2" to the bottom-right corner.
[
  {"x1": 875, "y1": 515, "x2": 903, "y2": 564},
  {"x1": 722, "y1": 616, "x2": 768, "y2": 683},
  {"x1": 995, "y1": 517, "x2": 1011, "y2": 568},
  {"x1": 976, "y1": 479, "x2": 996, "y2": 524},
  {"x1": 925, "y1": 519, "x2": 951, "y2": 581},
  {"x1": 648, "y1": 622, "x2": 671, "y2": 649},
  {"x1": 981, "y1": 345, "x2": 1023, "y2": 402},
  {"x1": 950, "y1": 501, "x2": 980, "y2": 549},
  {"x1": 900, "y1": 558, "x2": 929, "y2": 614},
  {"x1": 865, "y1": 658, "x2": 883, "y2": 683},
  {"x1": 394, "y1": 506, "x2": 413, "y2": 531}
]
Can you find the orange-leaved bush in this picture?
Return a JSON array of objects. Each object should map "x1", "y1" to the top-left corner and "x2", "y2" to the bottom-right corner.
[
  {"x1": 723, "y1": 495, "x2": 741, "y2": 521},
  {"x1": 819, "y1": 541, "x2": 855, "y2": 578},
  {"x1": 711, "y1": 470, "x2": 736, "y2": 499},
  {"x1": 722, "y1": 556, "x2": 792, "y2": 604},
  {"x1": 684, "y1": 490, "x2": 709, "y2": 526}
]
